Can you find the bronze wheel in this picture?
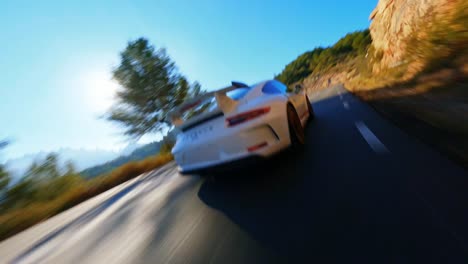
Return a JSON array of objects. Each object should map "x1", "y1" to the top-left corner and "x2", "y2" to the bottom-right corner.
[{"x1": 287, "y1": 104, "x2": 305, "y2": 147}]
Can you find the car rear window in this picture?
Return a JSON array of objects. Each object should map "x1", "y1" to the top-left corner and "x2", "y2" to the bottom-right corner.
[
  {"x1": 227, "y1": 87, "x2": 250, "y2": 100},
  {"x1": 262, "y1": 80, "x2": 287, "y2": 94}
]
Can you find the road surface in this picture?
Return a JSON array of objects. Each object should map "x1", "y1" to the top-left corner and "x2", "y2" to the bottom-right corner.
[{"x1": 1, "y1": 85, "x2": 467, "y2": 263}]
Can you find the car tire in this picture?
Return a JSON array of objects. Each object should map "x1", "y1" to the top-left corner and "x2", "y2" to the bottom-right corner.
[
  {"x1": 306, "y1": 96, "x2": 315, "y2": 120},
  {"x1": 287, "y1": 104, "x2": 305, "y2": 148}
]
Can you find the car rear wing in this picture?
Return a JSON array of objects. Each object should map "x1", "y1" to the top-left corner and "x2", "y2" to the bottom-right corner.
[{"x1": 167, "y1": 82, "x2": 248, "y2": 127}]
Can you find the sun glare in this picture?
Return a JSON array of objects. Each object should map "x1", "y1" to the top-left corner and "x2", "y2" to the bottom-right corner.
[{"x1": 83, "y1": 70, "x2": 119, "y2": 113}]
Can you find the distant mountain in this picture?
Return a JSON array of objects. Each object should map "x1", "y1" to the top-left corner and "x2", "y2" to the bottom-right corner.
[
  {"x1": 4, "y1": 131, "x2": 178, "y2": 183},
  {"x1": 80, "y1": 142, "x2": 161, "y2": 179},
  {"x1": 80, "y1": 131, "x2": 177, "y2": 179},
  {"x1": 120, "y1": 142, "x2": 143, "y2": 156}
]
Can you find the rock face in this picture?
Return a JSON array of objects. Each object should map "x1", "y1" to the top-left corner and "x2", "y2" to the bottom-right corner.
[{"x1": 369, "y1": 0, "x2": 453, "y2": 71}]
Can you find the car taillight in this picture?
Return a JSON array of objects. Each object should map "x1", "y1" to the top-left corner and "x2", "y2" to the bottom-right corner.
[
  {"x1": 247, "y1": 142, "x2": 268, "y2": 152},
  {"x1": 225, "y1": 107, "x2": 271, "y2": 127}
]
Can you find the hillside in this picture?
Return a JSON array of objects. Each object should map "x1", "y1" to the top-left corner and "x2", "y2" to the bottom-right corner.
[
  {"x1": 276, "y1": 29, "x2": 371, "y2": 87},
  {"x1": 80, "y1": 141, "x2": 162, "y2": 178},
  {"x1": 80, "y1": 132, "x2": 176, "y2": 178},
  {"x1": 277, "y1": 0, "x2": 468, "y2": 167}
]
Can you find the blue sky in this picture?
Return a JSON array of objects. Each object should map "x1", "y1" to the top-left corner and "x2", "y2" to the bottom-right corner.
[{"x1": 0, "y1": 0, "x2": 377, "y2": 160}]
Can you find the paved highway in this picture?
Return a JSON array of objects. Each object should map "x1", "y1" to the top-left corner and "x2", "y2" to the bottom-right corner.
[{"x1": 1, "y1": 85, "x2": 467, "y2": 263}]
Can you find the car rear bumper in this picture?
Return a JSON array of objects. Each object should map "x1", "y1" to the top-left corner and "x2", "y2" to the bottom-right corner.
[
  {"x1": 172, "y1": 102, "x2": 291, "y2": 174},
  {"x1": 178, "y1": 155, "x2": 264, "y2": 175}
]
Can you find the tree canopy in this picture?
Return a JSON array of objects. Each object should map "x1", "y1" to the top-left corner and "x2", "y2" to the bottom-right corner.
[
  {"x1": 0, "y1": 140, "x2": 10, "y2": 193},
  {"x1": 108, "y1": 38, "x2": 202, "y2": 138},
  {"x1": 2, "y1": 153, "x2": 82, "y2": 211},
  {"x1": 0, "y1": 166, "x2": 9, "y2": 193}
]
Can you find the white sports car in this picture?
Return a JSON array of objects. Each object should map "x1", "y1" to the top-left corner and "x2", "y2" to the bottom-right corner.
[{"x1": 169, "y1": 80, "x2": 314, "y2": 175}]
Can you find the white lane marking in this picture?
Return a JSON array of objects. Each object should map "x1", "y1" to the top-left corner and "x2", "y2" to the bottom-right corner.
[
  {"x1": 355, "y1": 121, "x2": 389, "y2": 154},
  {"x1": 343, "y1": 101, "x2": 350, "y2": 110},
  {"x1": 334, "y1": 86, "x2": 342, "y2": 96}
]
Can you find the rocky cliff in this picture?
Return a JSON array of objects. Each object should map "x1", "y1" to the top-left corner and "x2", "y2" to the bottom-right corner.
[{"x1": 369, "y1": 0, "x2": 458, "y2": 72}]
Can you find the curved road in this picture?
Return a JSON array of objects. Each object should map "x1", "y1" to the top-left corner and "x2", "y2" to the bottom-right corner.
[{"x1": 1, "y1": 85, "x2": 467, "y2": 263}]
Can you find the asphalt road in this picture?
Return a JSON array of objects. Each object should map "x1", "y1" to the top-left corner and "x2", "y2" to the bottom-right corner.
[{"x1": 1, "y1": 85, "x2": 467, "y2": 264}]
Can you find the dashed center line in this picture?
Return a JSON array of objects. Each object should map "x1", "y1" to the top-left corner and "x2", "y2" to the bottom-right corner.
[
  {"x1": 343, "y1": 101, "x2": 350, "y2": 109},
  {"x1": 355, "y1": 121, "x2": 389, "y2": 154}
]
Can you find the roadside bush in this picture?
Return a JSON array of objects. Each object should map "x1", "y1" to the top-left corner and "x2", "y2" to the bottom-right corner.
[
  {"x1": 0, "y1": 202, "x2": 59, "y2": 240},
  {"x1": 0, "y1": 153, "x2": 173, "y2": 241}
]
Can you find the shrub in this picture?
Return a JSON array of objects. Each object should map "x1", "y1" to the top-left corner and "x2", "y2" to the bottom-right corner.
[
  {"x1": 276, "y1": 29, "x2": 371, "y2": 86},
  {"x1": 0, "y1": 153, "x2": 173, "y2": 241}
]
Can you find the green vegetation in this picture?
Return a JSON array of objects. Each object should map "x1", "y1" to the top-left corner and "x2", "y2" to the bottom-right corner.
[
  {"x1": 286, "y1": 0, "x2": 467, "y2": 167},
  {"x1": 0, "y1": 136, "x2": 175, "y2": 241},
  {"x1": 276, "y1": 29, "x2": 371, "y2": 86},
  {"x1": 0, "y1": 167, "x2": 9, "y2": 193},
  {"x1": 0, "y1": 152, "x2": 173, "y2": 241},
  {"x1": 0, "y1": 140, "x2": 11, "y2": 193},
  {"x1": 1, "y1": 154, "x2": 83, "y2": 212},
  {"x1": 80, "y1": 143, "x2": 160, "y2": 178},
  {"x1": 3, "y1": 0, "x2": 464, "y2": 241},
  {"x1": 0, "y1": 37, "x2": 198, "y2": 241},
  {"x1": 107, "y1": 38, "x2": 203, "y2": 138}
]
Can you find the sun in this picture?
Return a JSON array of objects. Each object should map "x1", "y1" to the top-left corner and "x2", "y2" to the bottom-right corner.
[{"x1": 82, "y1": 69, "x2": 120, "y2": 114}]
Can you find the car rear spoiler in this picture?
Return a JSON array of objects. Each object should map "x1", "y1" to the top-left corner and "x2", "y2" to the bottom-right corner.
[{"x1": 168, "y1": 81, "x2": 248, "y2": 127}]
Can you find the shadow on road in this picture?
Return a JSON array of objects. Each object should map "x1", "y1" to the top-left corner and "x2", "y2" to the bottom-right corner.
[
  {"x1": 196, "y1": 95, "x2": 468, "y2": 263},
  {"x1": 197, "y1": 116, "x2": 352, "y2": 262},
  {"x1": 198, "y1": 150, "x2": 314, "y2": 260}
]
